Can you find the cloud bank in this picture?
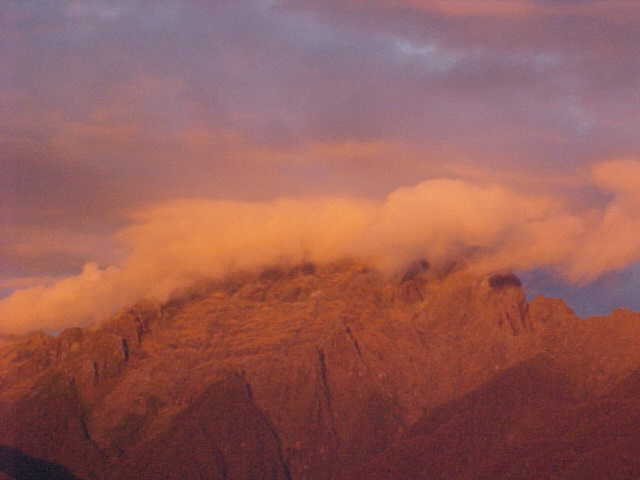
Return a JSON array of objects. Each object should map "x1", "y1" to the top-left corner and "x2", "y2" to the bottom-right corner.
[{"x1": 2, "y1": 159, "x2": 640, "y2": 334}]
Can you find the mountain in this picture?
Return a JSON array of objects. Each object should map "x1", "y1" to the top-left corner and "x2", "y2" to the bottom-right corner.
[{"x1": 1, "y1": 259, "x2": 640, "y2": 479}]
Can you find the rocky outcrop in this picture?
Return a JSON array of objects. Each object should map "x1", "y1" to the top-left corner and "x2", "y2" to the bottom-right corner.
[{"x1": 0, "y1": 260, "x2": 639, "y2": 479}]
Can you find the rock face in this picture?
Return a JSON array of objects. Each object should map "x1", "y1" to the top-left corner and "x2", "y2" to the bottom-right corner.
[{"x1": 1, "y1": 260, "x2": 640, "y2": 479}]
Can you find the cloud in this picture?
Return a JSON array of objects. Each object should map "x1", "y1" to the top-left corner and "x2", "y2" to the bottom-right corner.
[
  {"x1": 0, "y1": 263, "x2": 123, "y2": 335},
  {"x1": 0, "y1": 276, "x2": 61, "y2": 291},
  {"x1": 64, "y1": 0, "x2": 129, "y2": 22},
  {"x1": 2, "y1": 1, "x2": 640, "y2": 330},
  {"x1": 360, "y1": 0, "x2": 636, "y2": 18},
  {"x1": 2, "y1": 159, "x2": 640, "y2": 334},
  {"x1": 563, "y1": 160, "x2": 640, "y2": 281},
  {"x1": 591, "y1": 158, "x2": 640, "y2": 195}
]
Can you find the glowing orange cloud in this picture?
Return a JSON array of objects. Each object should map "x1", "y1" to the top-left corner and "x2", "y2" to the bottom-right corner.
[{"x1": 1, "y1": 159, "x2": 640, "y2": 335}]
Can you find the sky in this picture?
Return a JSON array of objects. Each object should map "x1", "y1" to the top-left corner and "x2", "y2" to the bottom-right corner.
[{"x1": 2, "y1": 0, "x2": 640, "y2": 334}]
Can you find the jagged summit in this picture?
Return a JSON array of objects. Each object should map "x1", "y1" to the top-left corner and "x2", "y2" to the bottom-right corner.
[
  {"x1": 487, "y1": 272, "x2": 522, "y2": 289},
  {"x1": 1, "y1": 259, "x2": 640, "y2": 479}
]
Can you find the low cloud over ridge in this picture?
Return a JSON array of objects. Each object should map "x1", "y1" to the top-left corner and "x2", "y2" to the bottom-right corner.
[{"x1": 1, "y1": 159, "x2": 640, "y2": 334}]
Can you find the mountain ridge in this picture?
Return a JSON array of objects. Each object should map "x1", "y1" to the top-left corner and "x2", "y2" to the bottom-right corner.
[{"x1": 1, "y1": 259, "x2": 639, "y2": 479}]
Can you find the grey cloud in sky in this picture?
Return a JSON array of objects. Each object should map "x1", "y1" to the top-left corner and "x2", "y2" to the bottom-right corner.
[{"x1": 2, "y1": 0, "x2": 640, "y2": 318}]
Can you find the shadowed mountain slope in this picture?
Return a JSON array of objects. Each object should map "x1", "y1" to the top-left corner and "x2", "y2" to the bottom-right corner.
[{"x1": 347, "y1": 353, "x2": 640, "y2": 479}]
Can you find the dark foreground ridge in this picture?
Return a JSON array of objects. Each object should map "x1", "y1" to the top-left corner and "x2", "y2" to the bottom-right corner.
[
  {"x1": 1, "y1": 260, "x2": 640, "y2": 479},
  {"x1": 0, "y1": 446, "x2": 82, "y2": 480}
]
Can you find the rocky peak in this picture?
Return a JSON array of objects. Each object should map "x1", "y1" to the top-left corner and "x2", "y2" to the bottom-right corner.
[
  {"x1": 483, "y1": 272, "x2": 530, "y2": 335},
  {"x1": 394, "y1": 258, "x2": 430, "y2": 303},
  {"x1": 487, "y1": 272, "x2": 522, "y2": 289}
]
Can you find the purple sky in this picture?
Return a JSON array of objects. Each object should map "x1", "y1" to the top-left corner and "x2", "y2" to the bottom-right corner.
[{"x1": 3, "y1": 0, "x2": 640, "y2": 317}]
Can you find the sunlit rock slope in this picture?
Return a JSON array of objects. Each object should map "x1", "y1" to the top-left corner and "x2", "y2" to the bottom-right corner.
[{"x1": 1, "y1": 260, "x2": 640, "y2": 479}]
